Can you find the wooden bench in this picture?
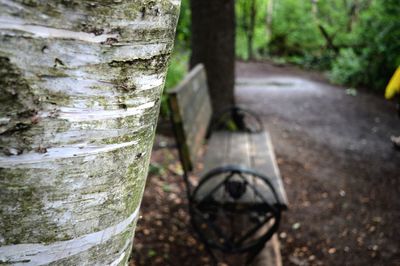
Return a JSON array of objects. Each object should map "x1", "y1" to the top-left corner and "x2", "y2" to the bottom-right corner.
[{"x1": 168, "y1": 64, "x2": 288, "y2": 264}]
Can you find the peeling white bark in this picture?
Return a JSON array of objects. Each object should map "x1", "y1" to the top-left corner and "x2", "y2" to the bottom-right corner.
[
  {"x1": 0, "y1": 0, "x2": 180, "y2": 265},
  {"x1": 0, "y1": 17, "x2": 119, "y2": 43},
  {"x1": 0, "y1": 207, "x2": 139, "y2": 266},
  {"x1": 0, "y1": 141, "x2": 139, "y2": 167},
  {"x1": 56, "y1": 102, "x2": 156, "y2": 122}
]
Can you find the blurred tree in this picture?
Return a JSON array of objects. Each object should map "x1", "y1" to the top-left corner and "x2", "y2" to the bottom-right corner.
[
  {"x1": 190, "y1": 0, "x2": 236, "y2": 115},
  {"x1": 266, "y1": 0, "x2": 274, "y2": 37},
  {"x1": 238, "y1": 0, "x2": 257, "y2": 60},
  {"x1": 0, "y1": 0, "x2": 180, "y2": 264}
]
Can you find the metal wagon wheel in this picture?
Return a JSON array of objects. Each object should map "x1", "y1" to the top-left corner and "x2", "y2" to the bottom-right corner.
[{"x1": 189, "y1": 165, "x2": 282, "y2": 254}]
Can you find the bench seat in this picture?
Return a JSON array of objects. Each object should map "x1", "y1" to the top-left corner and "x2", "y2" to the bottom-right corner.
[{"x1": 195, "y1": 131, "x2": 288, "y2": 209}]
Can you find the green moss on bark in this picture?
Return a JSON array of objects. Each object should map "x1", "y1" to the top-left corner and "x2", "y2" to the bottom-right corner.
[{"x1": 0, "y1": 0, "x2": 180, "y2": 263}]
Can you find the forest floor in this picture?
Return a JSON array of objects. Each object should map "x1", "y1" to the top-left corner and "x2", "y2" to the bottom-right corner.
[{"x1": 130, "y1": 61, "x2": 400, "y2": 266}]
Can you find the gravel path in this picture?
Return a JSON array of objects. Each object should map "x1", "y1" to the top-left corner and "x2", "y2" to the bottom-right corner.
[{"x1": 236, "y1": 61, "x2": 400, "y2": 266}]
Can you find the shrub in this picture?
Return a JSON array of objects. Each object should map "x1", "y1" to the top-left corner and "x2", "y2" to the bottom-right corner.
[{"x1": 329, "y1": 48, "x2": 364, "y2": 86}]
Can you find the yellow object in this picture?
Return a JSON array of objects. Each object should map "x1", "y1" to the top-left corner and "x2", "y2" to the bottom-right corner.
[{"x1": 385, "y1": 67, "x2": 400, "y2": 99}]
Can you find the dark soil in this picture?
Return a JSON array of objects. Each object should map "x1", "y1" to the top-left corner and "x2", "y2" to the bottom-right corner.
[{"x1": 131, "y1": 61, "x2": 400, "y2": 266}]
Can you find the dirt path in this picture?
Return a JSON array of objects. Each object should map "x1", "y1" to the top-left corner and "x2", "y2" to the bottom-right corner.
[{"x1": 236, "y1": 61, "x2": 400, "y2": 266}]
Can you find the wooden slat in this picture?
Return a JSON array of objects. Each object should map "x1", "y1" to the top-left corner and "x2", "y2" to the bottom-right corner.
[
  {"x1": 168, "y1": 64, "x2": 212, "y2": 173},
  {"x1": 228, "y1": 132, "x2": 251, "y2": 165},
  {"x1": 251, "y1": 234, "x2": 282, "y2": 266},
  {"x1": 185, "y1": 95, "x2": 212, "y2": 162},
  {"x1": 225, "y1": 133, "x2": 256, "y2": 202},
  {"x1": 178, "y1": 75, "x2": 209, "y2": 131},
  {"x1": 202, "y1": 131, "x2": 230, "y2": 171},
  {"x1": 170, "y1": 64, "x2": 208, "y2": 116},
  {"x1": 197, "y1": 132, "x2": 230, "y2": 201},
  {"x1": 168, "y1": 93, "x2": 192, "y2": 173},
  {"x1": 249, "y1": 132, "x2": 288, "y2": 207}
]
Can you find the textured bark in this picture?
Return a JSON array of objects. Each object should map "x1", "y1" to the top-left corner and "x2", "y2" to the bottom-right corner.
[
  {"x1": 190, "y1": 0, "x2": 235, "y2": 116},
  {"x1": 266, "y1": 0, "x2": 274, "y2": 37},
  {"x1": 0, "y1": 0, "x2": 180, "y2": 265}
]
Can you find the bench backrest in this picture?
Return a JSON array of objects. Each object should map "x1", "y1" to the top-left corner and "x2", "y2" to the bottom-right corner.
[{"x1": 168, "y1": 64, "x2": 212, "y2": 174}]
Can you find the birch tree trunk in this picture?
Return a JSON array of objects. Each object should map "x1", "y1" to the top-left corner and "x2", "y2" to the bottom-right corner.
[{"x1": 0, "y1": 0, "x2": 180, "y2": 265}]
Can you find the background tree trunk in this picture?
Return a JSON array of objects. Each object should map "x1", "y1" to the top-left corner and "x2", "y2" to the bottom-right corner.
[
  {"x1": 190, "y1": 0, "x2": 235, "y2": 116},
  {"x1": 248, "y1": 0, "x2": 257, "y2": 60},
  {"x1": 0, "y1": 0, "x2": 180, "y2": 265},
  {"x1": 266, "y1": 0, "x2": 274, "y2": 38}
]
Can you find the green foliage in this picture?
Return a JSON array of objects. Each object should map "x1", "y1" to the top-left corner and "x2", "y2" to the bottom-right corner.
[
  {"x1": 174, "y1": 0, "x2": 191, "y2": 47},
  {"x1": 329, "y1": 48, "x2": 364, "y2": 86},
  {"x1": 161, "y1": 48, "x2": 189, "y2": 118},
  {"x1": 166, "y1": 0, "x2": 399, "y2": 100},
  {"x1": 270, "y1": 0, "x2": 323, "y2": 57},
  {"x1": 268, "y1": 0, "x2": 400, "y2": 91},
  {"x1": 350, "y1": 0, "x2": 400, "y2": 90},
  {"x1": 325, "y1": 0, "x2": 400, "y2": 90},
  {"x1": 165, "y1": 49, "x2": 189, "y2": 91}
]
